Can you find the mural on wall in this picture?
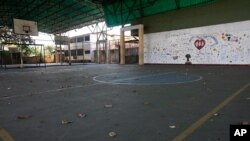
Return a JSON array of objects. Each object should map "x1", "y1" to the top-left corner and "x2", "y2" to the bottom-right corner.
[{"x1": 144, "y1": 20, "x2": 250, "y2": 64}]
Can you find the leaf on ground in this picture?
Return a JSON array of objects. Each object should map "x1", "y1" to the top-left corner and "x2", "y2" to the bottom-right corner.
[
  {"x1": 169, "y1": 125, "x2": 176, "y2": 129},
  {"x1": 77, "y1": 113, "x2": 87, "y2": 118},
  {"x1": 104, "y1": 104, "x2": 113, "y2": 108},
  {"x1": 213, "y1": 113, "x2": 220, "y2": 116},
  {"x1": 18, "y1": 114, "x2": 32, "y2": 119},
  {"x1": 241, "y1": 121, "x2": 249, "y2": 125},
  {"x1": 61, "y1": 120, "x2": 73, "y2": 124},
  {"x1": 108, "y1": 131, "x2": 117, "y2": 137}
]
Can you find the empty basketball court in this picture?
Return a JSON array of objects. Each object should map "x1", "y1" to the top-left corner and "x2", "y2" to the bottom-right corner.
[
  {"x1": 1, "y1": 0, "x2": 250, "y2": 141},
  {"x1": 0, "y1": 64, "x2": 249, "y2": 141}
]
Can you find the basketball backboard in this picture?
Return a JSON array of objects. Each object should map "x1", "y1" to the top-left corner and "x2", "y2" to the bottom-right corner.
[{"x1": 13, "y1": 18, "x2": 38, "y2": 36}]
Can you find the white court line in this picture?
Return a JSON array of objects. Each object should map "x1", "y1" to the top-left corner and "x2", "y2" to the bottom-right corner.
[
  {"x1": 93, "y1": 72, "x2": 202, "y2": 85},
  {"x1": 0, "y1": 83, "x2": 102, "y2": 100},
  {"x1": 93, "y1": 72, "x2": 175, "y2": 83}
]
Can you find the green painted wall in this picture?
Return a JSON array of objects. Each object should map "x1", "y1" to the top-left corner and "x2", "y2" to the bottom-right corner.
[{"x1": 132, "y1": 0, "x2": 250, "y2": 34}]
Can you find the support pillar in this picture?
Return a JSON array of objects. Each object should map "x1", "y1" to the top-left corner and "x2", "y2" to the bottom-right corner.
[
  {"x1": 138, "y1": 26, "x2": 144, "y2": 65},
  {"x1": 120, "y1": 24, "x2": 144, "y2": 65},
  {"x1": 68, "y1": 38, "x2": 71, "y2": 65},
  {"x1": 120, "y1": 30, "x2": 125, "y2": 64}
]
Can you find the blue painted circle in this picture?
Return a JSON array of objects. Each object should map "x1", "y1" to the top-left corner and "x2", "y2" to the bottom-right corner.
[{"x1": 94, "y1": 71, "x2": 202, "y2": 85}]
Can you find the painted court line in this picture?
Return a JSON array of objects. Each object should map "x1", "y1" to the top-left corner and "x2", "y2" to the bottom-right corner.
[
  {"x1": 172, "y1": 82, "x2": 250, "y2": 141},
  {"x1": 94, "y1": 72, "x2": 176, "y2": 83},
  {"x1": 94, "y1": 72, "x2": 202, "y2": 85},
  {"x1": 0, "y1": 83, "x2": 102, "y2": 100},
  {"x1": 0, "y1": 128, "x2": 14, "y2": 141}
]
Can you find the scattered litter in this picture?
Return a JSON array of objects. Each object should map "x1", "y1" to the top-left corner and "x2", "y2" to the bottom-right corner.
[
  {"x1": 17, "y1": 114, "x2": 32, "y2": 119},
  {"x1": 7, "y1": 87, "x2": 11, "y2": 90},
  {"x1": 61, "y1": 120, "x2": 73, "y2": 124},
  {"x1": 108, "y1": 131, "x2": 117, "y2": 137},
  {"x1": 104, "y1": 104, "x2": 113, "y2": 108},
  {"x1": 241, "y1": 121, "x2": 249, "y2": 125},
  {"x1": 77, "y1": 112, "x2": 87, "y2": 118},
  {"x1": 169, "y1": 125, "x2": 176, "y2": 129},
  {"x1": 213, "y1": 113, "x2": 219, "y2": 116}
]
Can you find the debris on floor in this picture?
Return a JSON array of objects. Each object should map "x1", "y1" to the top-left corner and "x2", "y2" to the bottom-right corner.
[
  {"x1": 213, "y1": 113, "x2": 220, "y2": 117},
  {"x1": 241, "y1": 121, "x2": 249, "y2": 125},
  {"x1": 169, "y1": 125, "x2": 176, "y2": 129},
  {"x1": 61, "y1": 120, "x2": 73, "y2": 124},
  {"x1": 108, "y1": 131, "x2": 117, "y2": 137},
  {"x1": 104, "y1": 104, "x2": 113, "y2": 108},
  {"x1": 17, "y1": 114, "x2": 32, "y2": 119},
  {"x1": 7, "y1": 87, "x2": 11, "y2": 90},
  {"x1": 77, "y1": 112, "x2": 87, "y2": 118},
  {"x1": 246, "y1": 97, "x2": 250, "y2": 100}
]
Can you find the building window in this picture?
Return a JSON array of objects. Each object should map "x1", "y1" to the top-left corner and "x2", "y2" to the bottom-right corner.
[
  {"x1": 77, "y1": 37, "x2": 83, "y2": 42},
  {"x1": 77, "y1": 49, "x2": 83, "y2": 55},
  {"x1": 85, "y1": 50, "x2": 90, "y2": 54},
  {"x1": 84, "y1": 35, "x2": 90, "y2": 41},
  {"x1": 71, "y1": 50, "x2": 76, "y2": 56},
  {"x1": 70, "y1": 38, "x2": 76, "y2": 43},
  {"x1": 64, "y1": 51, "x2": 69, "y2": 56}
]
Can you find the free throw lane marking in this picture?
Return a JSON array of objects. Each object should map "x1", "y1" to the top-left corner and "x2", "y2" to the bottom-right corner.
[
  {"x1": 172, "y1": 82, "x2": 250, "y2": 141},
  {"x1": 0, "y1": 128, "x2": 14, "y2": 141}
]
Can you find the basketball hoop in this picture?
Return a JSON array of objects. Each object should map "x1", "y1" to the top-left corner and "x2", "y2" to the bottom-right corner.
[
  {"x1": 13, "y1": 18, "x2": 38, "y2": 36},
  {"x1": 23, "y1": 25, "x2": 30, "y2": 34}
]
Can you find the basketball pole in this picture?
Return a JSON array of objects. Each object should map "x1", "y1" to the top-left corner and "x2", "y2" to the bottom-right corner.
[
  {"x1": 19, "y1": 44, "x2": 24, "y2": 68},
  {"x1": 68, "y1": 38, "x2": 71, "y2": 66}
]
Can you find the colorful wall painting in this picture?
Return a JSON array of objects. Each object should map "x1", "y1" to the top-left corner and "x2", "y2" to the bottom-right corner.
[{"x1": 144, "y1": 20, "x2": 250, "y2": 64}]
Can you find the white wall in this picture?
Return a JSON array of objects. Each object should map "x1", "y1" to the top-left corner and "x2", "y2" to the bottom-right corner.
[{"x1": 144, "y1": 20, "x2": 250, "y2": 64}]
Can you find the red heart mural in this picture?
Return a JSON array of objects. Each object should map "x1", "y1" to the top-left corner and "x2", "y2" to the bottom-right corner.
[{"x1": 194, "y1": 39, "x2": 206, "y2": 50}]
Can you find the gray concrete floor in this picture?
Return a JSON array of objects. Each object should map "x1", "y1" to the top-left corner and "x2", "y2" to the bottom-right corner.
[{"x1": 0, "y1": 64, "x2": 250, "y2": 141}]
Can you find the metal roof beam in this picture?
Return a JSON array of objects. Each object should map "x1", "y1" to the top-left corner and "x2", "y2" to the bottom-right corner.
[
  {"x1": 29, "y1": 0, "x2": 66, "y2": 20},
  {"x1": 17, "y1": 0, "x2": 39, "y2": 18},
  {"x1": 42, "y1": 11, "x2": 103, "y2": 31},
  {"x1": 44, "y1": 14, "x2": 104, "y2": 33},
  {"x1": 37, "y1": 1, "x2": 102, "y2": 26}
]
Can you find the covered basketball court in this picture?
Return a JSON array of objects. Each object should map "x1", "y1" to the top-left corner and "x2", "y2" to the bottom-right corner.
[{"x1": 1, "y1": 0, "x2": 250, "y2": 141}]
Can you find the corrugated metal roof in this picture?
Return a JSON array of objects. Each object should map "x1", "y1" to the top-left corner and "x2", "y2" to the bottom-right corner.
[
  {"x1": 0, "y1": 0, "x2": 104, "y2": 34},
  {"x1": 0, "y1": 0, "x2": 216, "y2": 34}
]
